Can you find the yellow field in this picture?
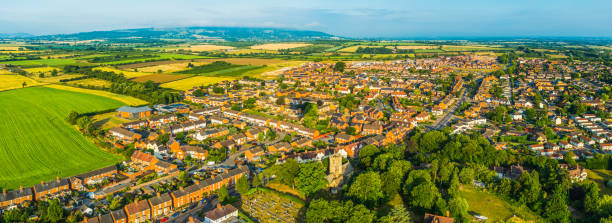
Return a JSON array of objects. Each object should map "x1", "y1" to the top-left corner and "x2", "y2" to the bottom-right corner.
[
  {"x1": 24, "y1": 67, "x2": 59, "y2": 74},
  {"x1": 0, "y1": 75, "x2": 44, "y2": 91},
  {"x1": 0, "y1": 70, "x2": 13, "y2": 75},
  {"x1": 181, "y1": 44, "x2": 235, "y2": 51},
  {"x1": 46, "y1": 84, "x2": 147, "y2": 106},
  {"x1": 250, "y1": 43, "x2": 311, "y2": 50},
  {"x1": 66, "y1": 78, "x2": 112, "y2": 87},
  {"x1": 0, "y1": 46, "x2": 23, "y2": 51},
  {"x1": 161, "y1": 76, "x2": 236, "y2": 90},
  {"x1": 94, "y1": 67, "x2": 151, "y2": 78},
  {"x1": 393, "y1": 45, "x2": 437, "y2": 50},
  {"x1": 33, "y1": 74, "x2": 84, "y2": 83},
  {"x1": 225, "y1": 49, "x2": 279, "y2": 54},
  {"x1": 137, "y1": 62, "x2": 208, "y2": 73},
  {"x1": 338, "y1": 45, "x2": 371, "y2": 52}
]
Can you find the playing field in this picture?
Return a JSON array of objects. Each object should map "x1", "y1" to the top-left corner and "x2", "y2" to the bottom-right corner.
[
  {"x1": 461, "y1": 186, "x2": 539, "y2": 222},
  {"x1": 0, "y1": 74, "x2": 44, "y2": 91},
  {"x1": 0, "y1": 87, "x2": 125, "y2": 189}
]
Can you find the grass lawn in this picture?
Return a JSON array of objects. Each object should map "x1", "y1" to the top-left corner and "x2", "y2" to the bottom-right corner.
[
  {"x1": 586, "y1": 169, "x2": 612, "y2": 195},
  {"x1": 1, "y1": 58, "x2": 83, "y2": 67},
  {"x1": 0, "y1": 74, "x2": 44, "y2": 91},
  {"x1": 0, "y1": 87, "x2": 125, "y2": 189},
  {"x1": 264, "y1": 182, "x2": 306, "y2": 200},
  {"x1": 460, "y1": 186, "x2": 539, "y2": 222},
  {"x1": 46, "y1": 84, "x2": 147, "y2": 106}
]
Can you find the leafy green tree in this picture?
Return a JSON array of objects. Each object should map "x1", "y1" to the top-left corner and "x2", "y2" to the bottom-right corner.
[
  {"x1": 544, "y1": 185, "x2": 570, "y2": 223},
  {"x1": 459, "y1": 167, "x2": 475, "y2": 185},
  {"x1": 358, "y1": 145, "x2": 380, "y2": 168},
  {"x1": 334, "y1": 61, "x2": 346, "y2": 72},
  {"x1": 276, "y1": 96, "x2": 286, "y2": 105},
  {"x1": 347, "y1": 204, "x2": 375, "y2": 223},
  {"x1": 448, "y1": 173, "x2": 460, "y2": 198},
  {"x1": 583, "y1": 180, "x2": 600, "y2": 213},
  {"x1": 46, "y1": 199, "x2": 64, "y2": 223},
  {"x1": 448, "y1": 197, "x2": 469, "y2": 220},
  {"x1": 409, "y1": 181, "x2": 439, "y2": 209},
  {"x1": 345, "y1": 126, "x2": 357, "y2": 135},
  {"x1": 564, "y1": 151, "x2": 576, "y2": 166},
  {"x1": 217, "y1": 185, "x2": 229, "y2": 203},
  {"x1": 296, "y1": 162, "x2": 327, "y2": 197},
  {"x1": 236, "y1": 176, "x2": 250, "y2": 195},
  {"x1": 278, "y1": 159, "x2": 300, "y2": 188},
  {"x1": 348, "y1": 171, "x2": 384, "y2": 207},
  {"x1": 378, "y1": 204, "x2": 411, "y2": 223},
  {"x1": 66, "y1": 111, "x2": 79, "y2": 125},
  {"x1": 252, "y1": 174, "x2": 261, "y2": 188},
  {"x1": 419, "y1": 131, "x2": 447, "y2": 153}
]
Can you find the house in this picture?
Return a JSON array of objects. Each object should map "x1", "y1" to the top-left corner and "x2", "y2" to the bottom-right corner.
[
  {"x1": 424, "y1": 213, "x2": 454, "y2": 223},
  {"x1": 267, "y1": 142, "x2": 291, "y2": 154},
  {"x1": 71, "y1": 165, "x2": 117, "y2": 189},
  {"x1": 528, "y1": 144, "x2": 544, "y2": 151},
  {"x1": 98, "y1": 213, "x2": 115, "y2": 223},
  {"x1": 124, "y1": 199, "x2": 151, "y2": 223},
  {"x1": 362, "y1": 123, "x2": 383, "y2": 135},
  {"x1": 148, "y1": 114, "x2": 177, "y2": 128},
  {"x1": 117, "y1": 106, "x2": 152, "y2": 119},
  {"x1": 154, "y1": 161, "x2": 178, "y2": 174},
  {"x1": 335, "y1": 133, "x2": 353, "y2": 144},
  {"x1": 291, "y1": 138, "x2": 312, "y2": 148},
  {"x1": 245, "y1": 147, "x2": 264, "y2": 161},
  {"x1": 177, "y1": 145, "x2": 208, "y2": 160},
  {"x1": 560, "y1": 164, "x2": 588, "y2": 182},
  {"x1": 204, "y1": 204, "x2": 238, "y2": 223},
  {"x1": 209, "y1": 116, "x2": 228, "y2": 125},
  {"x1": 245, "y1": 127, "x2": 267, "y2": 141},
  {"x1": 213, "y1": 139, "x2": 236, "y2": 150},
  {"x1": 148, "y1": 192, "x2": 173, "y2": 218},
  {"x1": 131, "y1": 151, "x2": 157, "y2": 166},
  {"x1": 601, "y1": 143, "x2": 612, "y2": 151},
  {"x1": 34, "y1": 176, "x2": 70, "y2": 201},
  {"x1": 0, "y1": 186, "x2": 33, "y2": 208},
  {"x1": 228, "y1": 133, "x2": 248, "y2": 145},
  {"x1": 109, "y1": 127, "x2": 142, "y2": 142},
  {"x1": 122, "y1": 120, "x2": 148, "y2": 129},
  {"x1": 111, "y1": 209, "x2": 127, "y2": 223},
  {"x1": 170, "y1": 187, "x2": 189, "y2": 208}
]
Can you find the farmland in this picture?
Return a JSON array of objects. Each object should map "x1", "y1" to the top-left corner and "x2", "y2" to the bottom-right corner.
[
  {"x1": 93, "y1": 67, "x2": 151, "y2": 78},
  {"x1": 251, "y1": 43, "x2": 311, "y2": 50},
  {"x1": 66, "y1": 78, "x2": 112, "y2": 88},
  {"x1": 32, "y1": 74, "x2": 84, "y2": 83},
  {"x1": 161, "y1": 76, "x2": 236, "y2": 90},
  {"x1": 1, "y1": 58, "x2": 82, "y2": 67},
  {"x1": 0, "y1": 87, "x2": 125, "y2": 189},
  {"x1": 46, "y1": 84, "x2": 147, "y2": 106},
  {"x1": 180, "y1": 44, "x2": 235, "y2": 51},
  {"x1": 0, "y1": 74, "x2": 43, "y2": 91},
  {"x1": 131, "y1": 73, "x2": 190, "y2": 83}
]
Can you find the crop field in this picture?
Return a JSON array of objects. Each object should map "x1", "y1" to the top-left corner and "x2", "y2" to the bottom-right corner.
[
  {"x1": 23, "y1": 66, "x2": 60, "y2": 75},
  {"x1": 0, "y1": 69, "x2": 14, "y2": 75},
  {"x1": 161, "y1": 76, "x2": 236, "y2": 90},
  {"x1": 101, "y1": 53, "x2": 208, "y2": 65},
  {"x1": 32, "y1": 74, "x2": 84, "y2": 83},
  {"x1": 131, "y1": 73, "x2": 190, "y2": 83},
  {"x1": 394, "y1": 45, "x2": 438, "y2": 49},
  {"x1": 0, "y1": 75, "x2": 44, "y2": 91},
  {"x1": 1, "y1": 58, "x2": 81, "y2": 67},
  {"x1": 441, "y1": 45, "x2": 509, "y2": 51},
  {"x1": 0, "y1": 87, "x2": 125, "y2": 189},
  {"x1": 180, "y1": 44, "x2": 235, "y2": 51},
  {"x1": 93, "y1": 67, "x2": 151, "y2": 78},
  {"x1": 46, "y1": 84, "x2": 147, "y2": 106},
  {"x1": 250, "y1": 43, "x2": 311, "y2": 50},
  {"x1": 136, "y1": 62, "x2": 208, "y2": 73},
  {"x1": 66, "y1": 78, "x2": 112, "y2": 87},
  {"x1": 92, "y1": 112, "x2": 130, "y2": 130}
]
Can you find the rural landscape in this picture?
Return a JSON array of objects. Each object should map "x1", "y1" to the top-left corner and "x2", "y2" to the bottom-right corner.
[{"x1": 1, "y1": 1, "x2": 612, "y2": 223}]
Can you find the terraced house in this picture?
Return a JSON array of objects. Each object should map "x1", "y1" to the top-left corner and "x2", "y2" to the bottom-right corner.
[
  {"x1": 109, "y1": 127, "x2": 142, "y2": 143},
  {"x1": 34, "y1": 176, "x2": 70, "y2": 201},
  {"x1": 148, "y1": 192, "x2": 173, "y2": 218},
  {"x1": 0, "y1": 186, "x2": 33, "y2": 208},
  {"x1": 70, "y1": 165, "x2": 117, "y2": 190},
  {"x1": 124, "y1": 199, "x2": 151, "y2": 223}
]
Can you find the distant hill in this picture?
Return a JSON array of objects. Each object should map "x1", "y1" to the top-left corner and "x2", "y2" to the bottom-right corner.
[
  {"x1": 0, "y1": 33, "x2": 34, "y2": 38},
  {"x1": 31, "y1": 27, "x2": 338, "y2": 41}
]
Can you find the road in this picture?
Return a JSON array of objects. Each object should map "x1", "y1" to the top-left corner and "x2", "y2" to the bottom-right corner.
[{"x1": 429, "y1": 87, "x2": 470, "y2": 130}]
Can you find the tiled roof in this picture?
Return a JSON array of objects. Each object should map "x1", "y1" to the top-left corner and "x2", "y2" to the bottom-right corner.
[{"x1": 116, "y1": 106, "x2": 151, "y2": 113}]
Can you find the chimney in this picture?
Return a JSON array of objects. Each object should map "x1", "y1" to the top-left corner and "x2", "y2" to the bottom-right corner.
[
  {"x1": 189, "y1": 216, "x2": 194, "y2": 222},
  {"x1": 2, "y1": 189, "x2": 5, "y2": 195},
  {"x1": 180, "y1": 186, "x2": 184, "y2": 190},
  {"x1": 19, "y1": 185, "x2": 23, "y2": 192},
  {"x1": 57, "y1": 175, "x2": 60, "y2": 182},
  {"x1": 446, "y1": 210, "x2": 450, "y2": 217},
  {"x1": 216, "y1": 203, "x2": 222, "y2": 209},
  {"x1": 224, "y1": 169, "x2": 229, "y2": 174},
  {"x1": 41, "y1": 180, "x2": 44, "y2": 185},
  {"x1": 156, "y1": 192, "x2": 160, "y2": 197},
  {"x1": 194, "y1": 180, "x2": 199, "y2": 185}
]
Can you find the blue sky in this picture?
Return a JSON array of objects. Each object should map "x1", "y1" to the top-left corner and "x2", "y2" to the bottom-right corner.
[{"x1": 1, "y1": 0, "x2": 611, "y2": 38}]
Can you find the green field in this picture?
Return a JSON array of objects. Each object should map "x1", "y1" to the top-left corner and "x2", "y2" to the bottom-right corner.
[
  {"x1": 461, "y1": 186, "x2": 539, "y2": 222},
  {"x1": 0, "y1": 87, "x2": 124, "y2": 189},
  {"x1": 586, "y1": 169, "x2": 612, "y2": 195}
]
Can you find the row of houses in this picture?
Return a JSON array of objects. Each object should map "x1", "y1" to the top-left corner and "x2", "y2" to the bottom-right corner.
[{"x1": 80, "y1": 166, "x2": 247, "y2": 223}]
